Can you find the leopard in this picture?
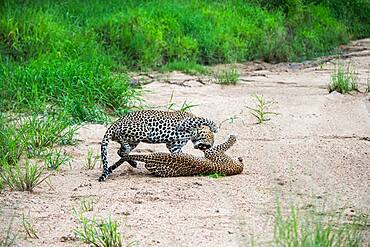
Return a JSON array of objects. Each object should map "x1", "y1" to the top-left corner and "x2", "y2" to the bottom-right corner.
[
  {"x1": 99, "y1": 110, "x2": 218, "y2": 181},
  {"x1": 115, "y1": 135, "x2": 243, "y2": 177}
]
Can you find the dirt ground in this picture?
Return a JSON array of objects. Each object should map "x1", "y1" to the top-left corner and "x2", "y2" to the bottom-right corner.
[{"x1": 1, "y1": 39, "x2": 370, "y2": 247}]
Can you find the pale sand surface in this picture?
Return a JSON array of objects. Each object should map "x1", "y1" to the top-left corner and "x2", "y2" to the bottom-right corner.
[{"x1": 1, "y1": 39, "x2": 369, "y2": 246}]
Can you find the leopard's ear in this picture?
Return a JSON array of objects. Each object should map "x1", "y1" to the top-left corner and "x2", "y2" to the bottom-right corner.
[{"x1": 176, "y1": 117, "x2": 219, "y2": 133}]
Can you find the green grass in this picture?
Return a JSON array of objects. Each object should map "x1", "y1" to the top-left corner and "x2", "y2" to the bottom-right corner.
[
  {"x1": 73, "y1": 213, "x2": 124, "y2": 247},
  {"x1": 0, "y1": 160, "x2": 50, "y2": 192},
  {"x1": 0, "y1": 113, "x2": 79, "y2": 163},
  {"x1": 0, "y1": 0, "x2": 368, "y2": 127},
  {"x1": 166, "y1": 92, "x2": 198, "y2": 112},
  {"x1": 44, "y1": 150, "x2": 72, "y2": 171},
  {"x1": 80, "y1": 198, "x2": 95, "y2": 212},
  {"x1": 160, "y1": 61, "x2": 209, "y2": 75},
  {"x1": 215, "y1": 67, "x2": 240, "y2": 85},
  {"x1": 84, "y1": 149, "x2": 100, "y2": 170},
  {"x1": 22, "y1": 213, "x2": 39, "y2": 239},
  {"x1": 273, "y1": 205, "x2": 367, "y2": 247},
  {"x1": 0, "y1": 213, "x2": 17, "y2": 247},
  {"x1": 329, "y1": 62, "x2": 359, "y2": 94},
  {"x1": 246, "y1": 94, "x2": 279, "y2": 124},
  {"x1": 206, "y1": 172, "x2": 225, "y2": 179}
]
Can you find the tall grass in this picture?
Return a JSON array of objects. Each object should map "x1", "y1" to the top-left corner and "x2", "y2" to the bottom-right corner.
[{"x1": 0, "y1": 0, "x2": 368, "y2": 123}]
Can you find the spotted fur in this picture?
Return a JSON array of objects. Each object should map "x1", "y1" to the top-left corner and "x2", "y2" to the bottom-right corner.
[
  {"x1": 117, "y1": 135, "x2": 243, "y2": 177},
  {"x1": 99, "y1": 110, "x2": 218, "y2": 181}
]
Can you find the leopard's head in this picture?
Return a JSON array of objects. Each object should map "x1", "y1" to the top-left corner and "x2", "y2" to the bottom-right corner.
[{"x1": 191, "y1": 126, "x2": 215, "y2": 151}]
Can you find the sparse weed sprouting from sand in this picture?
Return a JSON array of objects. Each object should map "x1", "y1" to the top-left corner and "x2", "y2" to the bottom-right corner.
[
  {"x1": 166, "y1": 92, "x2": 198, "y2": 112},
  {"x1": 215, "y1": 67, "x2": 240, "y2": 85},
  {"x1": 80, "y1": 198, "x2": 94, "y2": 212},
  {"x1": 0, "y1": 160, "x2": 50, "y2": 192},
  {"x1": 0, "y1": 213, "x2": 17, "y2": 247},
  {"x1": 84, "y1": 149, "x2": 100, "y2": 170},
  {"x1": 73, "y1": 211, "x2": 123, "y2": 247},
  {"x1": 246, "y1": 94, "x2": 278, "y2": 124},
  {"x1": 44, "y1": 149, "x2": 71, "y2": 171},
  {"x1": 328, "y1": 61, "x2": 359, "y2": 94},
  {"x1": 273, "y1": 204, "x2": 367, "y2": 247},
  {"x1": 22, "y1": 213, "x2": 39, "y2": 239}
]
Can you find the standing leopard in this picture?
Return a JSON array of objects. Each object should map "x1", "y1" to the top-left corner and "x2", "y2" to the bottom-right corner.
[
  {"x1": 116, "y1": 135, "x2": 243, "y2": 177},
  {"x1": 99, "y1": 110, "x2": 218, "y2": 181}
]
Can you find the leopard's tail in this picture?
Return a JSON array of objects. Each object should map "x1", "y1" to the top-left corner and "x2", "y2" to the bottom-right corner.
[{"x1": 98, "y1": 129, "x2": 114, "y2": 182}]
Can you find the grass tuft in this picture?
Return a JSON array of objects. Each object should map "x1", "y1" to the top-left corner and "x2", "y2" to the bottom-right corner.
[
  {"x1": 22, "y1": 213, "x2": 39, "y2": 239},
  {"x1": 73, "y1": 213, "x2": 123, "y2": 247},
  {"x1": 84, "y1": 149, "x2": 100, "y2": 170},
  {"x1": 215, "y1": 67, "x2": 240, "y2": 85},
  {"x1": 44, "y1": 150, "x2": 72, "y2": 171},
  {"x1": 329, "y1": 61, "x2": 359, "y2": 94},
  {"x1": 273, "y1": 205, "x2": 367, "y2": 247},
  {"x1": 0, "y1": 160, "x2": 50, "y2": 192},
  {"x1": 80, "y1": 198, "x2": 95, "y2": 212}
]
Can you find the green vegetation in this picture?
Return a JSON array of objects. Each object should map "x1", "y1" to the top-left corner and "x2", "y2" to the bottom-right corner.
[
  {"x1": 0, "y1": 161, "x2": 49, "y2": 192},
  {"x1": 1, "y1": 0, "x2": 368, "y2": 118},
  {"x1": 160, "y1": 61, "x2": 209, "y2": 75},
  {"x1": 1, "y1": 0, "x2": 368, "y2": 192},
  {"x1": 73, "y1": 213, "x2": 124, "y2": 247},
  {"x1": 0, "y1": 112, "x2": 75, "y2": 189},
  {"x1": 0, "y1": 213, "x2": 17, "y2": 247},
  {"x1": 80, "y1": 198, "x2": 95, "y2": 212},
  {"x1": 246, "y1": 94, "x2": 279, "y2": 124},
  {"x1": 206, "y1": 172, "x2": 225, "y2": 179},
  {"x1": 215, "y1": 67, "x2": 240, "y2": 85},
  {"x1": 273, "y1": 205, "x2": 367, "y2": 247},
  {"x1": 44, "y1": 150, "x2": 72, "y2": 171},
  {"x1": 329, "y1": 62, "x2": 359, "y2": 94},
  {"x1": 22, "y1": 213, "x2": 39, "y2": 239},
  {"x1": 84, "y1": 149, "x2": 100, "y2": 170},
  {"x1": 166, "y1": 92, "x2": 198, "y2": 112}
]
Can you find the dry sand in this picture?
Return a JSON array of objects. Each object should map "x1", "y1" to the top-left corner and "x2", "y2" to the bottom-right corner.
[{"x1": 1, "y1": 39, "x2": 369, "y2": 246}]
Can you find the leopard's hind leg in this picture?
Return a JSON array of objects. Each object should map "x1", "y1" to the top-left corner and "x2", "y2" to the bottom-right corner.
[{"x1": 114, "y1": 142, "x2": 139, "y2": 169}]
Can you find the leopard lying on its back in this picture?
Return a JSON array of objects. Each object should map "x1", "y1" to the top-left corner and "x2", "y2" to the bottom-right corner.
[
  {"x1": 99, "y1": 110, "x2": 218, "y2": 181},
  {"x1": 117, "y1": 135, "x2": 243, "y2": 177}
]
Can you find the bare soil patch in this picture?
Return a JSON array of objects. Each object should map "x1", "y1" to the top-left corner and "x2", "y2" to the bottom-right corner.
[{"x1": 1, "y1": 39, "x2": 369, "y2": 246}]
